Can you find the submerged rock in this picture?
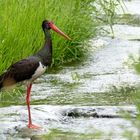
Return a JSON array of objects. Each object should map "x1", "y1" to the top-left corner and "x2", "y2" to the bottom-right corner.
[{"x1": 63, "y1": 108, "x2": 97, "y2": 118}]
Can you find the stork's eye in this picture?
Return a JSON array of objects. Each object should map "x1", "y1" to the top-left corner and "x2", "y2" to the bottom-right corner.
[{"x1": 48, "y1": 21, "x2": 53, "y2": 26}]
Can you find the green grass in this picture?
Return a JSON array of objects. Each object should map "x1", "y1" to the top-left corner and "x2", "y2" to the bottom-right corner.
[
  {"x1": 123, "y1": 58, "x2": 140, "y2": 139},
  {"x1": 0, "y1": 0, "x2": 121, "y2": 106},
  {"x1": 134, "y1": 59, "x2": 140, "y2": 119},
  {"x1": 32, "y1": 129, "x2": 102, "y2": 140},
  {"x1": 0, "y1": 0, "x2": 121, "y2": 74},
  {"x1": 0, "y1": 0, "x2": 94, "y2": 73},
  {"x1": 123, "y1": 89, "x2": 140, "y2": 139}
]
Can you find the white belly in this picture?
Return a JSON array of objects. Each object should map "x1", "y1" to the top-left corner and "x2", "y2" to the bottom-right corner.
[{"x1": 31, "y1": 62, "x2": 46, "y2": 81}]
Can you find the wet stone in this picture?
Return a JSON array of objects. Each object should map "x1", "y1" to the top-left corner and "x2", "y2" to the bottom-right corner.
[
  {"x1": 63, "y1": 107, "x2": 129, "y2": 118},
  {"x1": 15, "y1": 126, "x2": 40, "y2": 138},
  {"x1": 63, "y1": 108, "x2": 97, "y2": 118}
]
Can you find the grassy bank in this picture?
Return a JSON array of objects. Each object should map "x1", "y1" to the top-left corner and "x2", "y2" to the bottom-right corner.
[
  {"x1": 0, "y1": 0, "x2": 121, "y2": 106},
  {"x1": 0, "y1": 0, "x2": 121, "y2": 74},
  {"x1": 125, "y1": 60, "x2": 140, "y2": 139},
  {"x1": 134, "y1": 61, "x2": 140, "y2": 117},
  {"x1": 0, "y1": 0, "x2": 92, "y2": 73}
]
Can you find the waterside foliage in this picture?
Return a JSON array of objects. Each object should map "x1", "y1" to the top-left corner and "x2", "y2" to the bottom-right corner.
[{"x1": 0, "y1": 0, "x2": 121, "y2": 73}]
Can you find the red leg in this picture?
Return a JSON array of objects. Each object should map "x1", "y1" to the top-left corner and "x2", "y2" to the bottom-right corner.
[{"x1": 26, "y1": 83, "x2": 41, "y2": 129}]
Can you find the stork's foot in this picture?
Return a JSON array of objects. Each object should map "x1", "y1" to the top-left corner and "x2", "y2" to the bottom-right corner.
[{"x1": 27, "y1": 123, "x2": 41, "y2": 129}]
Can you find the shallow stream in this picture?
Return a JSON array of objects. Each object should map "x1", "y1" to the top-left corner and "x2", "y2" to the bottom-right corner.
[{"x1": 1, "y1": 0, "x2": 140, "y2": 139}]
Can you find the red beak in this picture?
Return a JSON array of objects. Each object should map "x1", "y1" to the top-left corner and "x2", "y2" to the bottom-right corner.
[{"x1": 48, "y1": 22, "x2": 72, "y2": 40}]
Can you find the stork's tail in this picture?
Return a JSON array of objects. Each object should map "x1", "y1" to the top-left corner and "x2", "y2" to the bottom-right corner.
[
  {"x1": 0, "y1": 73, "x2": 16, "y2": 90},
  {"x1": 0, "y1": 74, "x2": 4, "y2": 90}
]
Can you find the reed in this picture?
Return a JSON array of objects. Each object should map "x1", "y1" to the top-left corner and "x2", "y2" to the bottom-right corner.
[
  {"x1": 0, "y1": 0, "x2": 121, "y2": 73},
  {"x1": 0, "y1": 0, "x2": 121, "y2": 107}
]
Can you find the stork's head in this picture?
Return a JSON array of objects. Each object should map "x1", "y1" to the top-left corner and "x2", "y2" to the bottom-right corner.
[{"x1": 42, "y1": 20, "x2": 71, "y2": 40}]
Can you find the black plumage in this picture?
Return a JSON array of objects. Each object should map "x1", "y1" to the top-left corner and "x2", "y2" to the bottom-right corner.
[
  {"x1": 0, "y1": 58, "x2": 39, "y2": 87},
  {"x1": 0, "y1": 20, "x2": 71, "y2": 129},
  {"x1": 0, "y1": 20, "x2": 52, "y2": 89}
]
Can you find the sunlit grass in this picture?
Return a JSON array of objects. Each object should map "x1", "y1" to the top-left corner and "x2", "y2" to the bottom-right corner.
[
  {"x1": 123, "y1": 57, "x2": 140, "y2": 139},
  {"x1": 0, "y1": 0, "x2": 94, "y2": 73},
  {"x1": 35, "y1": 129, "x2": 102, "y2": 140},
  {"x1": 0, "y1": 0, "x2": 121, "y2": 106},
  {"x1": 0, "y1": 0, "x2": 122, "y2": 73}
]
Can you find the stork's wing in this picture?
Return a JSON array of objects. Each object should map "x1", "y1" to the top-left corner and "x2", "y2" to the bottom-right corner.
[{"x1": 1, "y1": 57, "x2": 39, "y2": 87}]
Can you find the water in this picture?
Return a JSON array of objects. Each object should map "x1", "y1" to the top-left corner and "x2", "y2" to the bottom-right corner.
[{"x1": 1, "y1": 0, "x2": 140, "y2": 140}]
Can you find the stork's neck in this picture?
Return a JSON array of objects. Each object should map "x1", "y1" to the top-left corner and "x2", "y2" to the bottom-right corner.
[{"x1": 35, "y1": 29, "x2": 52, "y2": 66}]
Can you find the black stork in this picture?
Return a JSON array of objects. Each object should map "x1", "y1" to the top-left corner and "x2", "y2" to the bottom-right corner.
[{"x1": 0, "y1": 20, "x2": 71, "y2": 129}]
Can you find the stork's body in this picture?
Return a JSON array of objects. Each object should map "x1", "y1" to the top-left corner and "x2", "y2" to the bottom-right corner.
[{"x1": 0, "y1": 20, "x2": 71, "y2": 129}]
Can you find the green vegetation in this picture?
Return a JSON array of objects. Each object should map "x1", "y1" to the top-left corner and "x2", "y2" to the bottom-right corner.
[
  {"x1": 0, "y1": 0, "x2": 92, "y2": 73},
  {"x1": 134, "y1": 59, "x2": 140, "y2": 126},
  {"x1": 31, "y1": 129, "x2": 102, "y2": 140},
  {"x1": 123, "y1": 59, "x2": 140, "y2": 139},
  {"x1": 0, "y1": 0, "x2": 121, "y2": 74},
  {"x1": 123, "y1": 94, "x2": 140, "y2": 138},
  {"x1": 0, "y1": 0, "x2": 121, "y2": 105},
  {"x1": 117, "y1": 14, "x2": 140, "y2": 26}
]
